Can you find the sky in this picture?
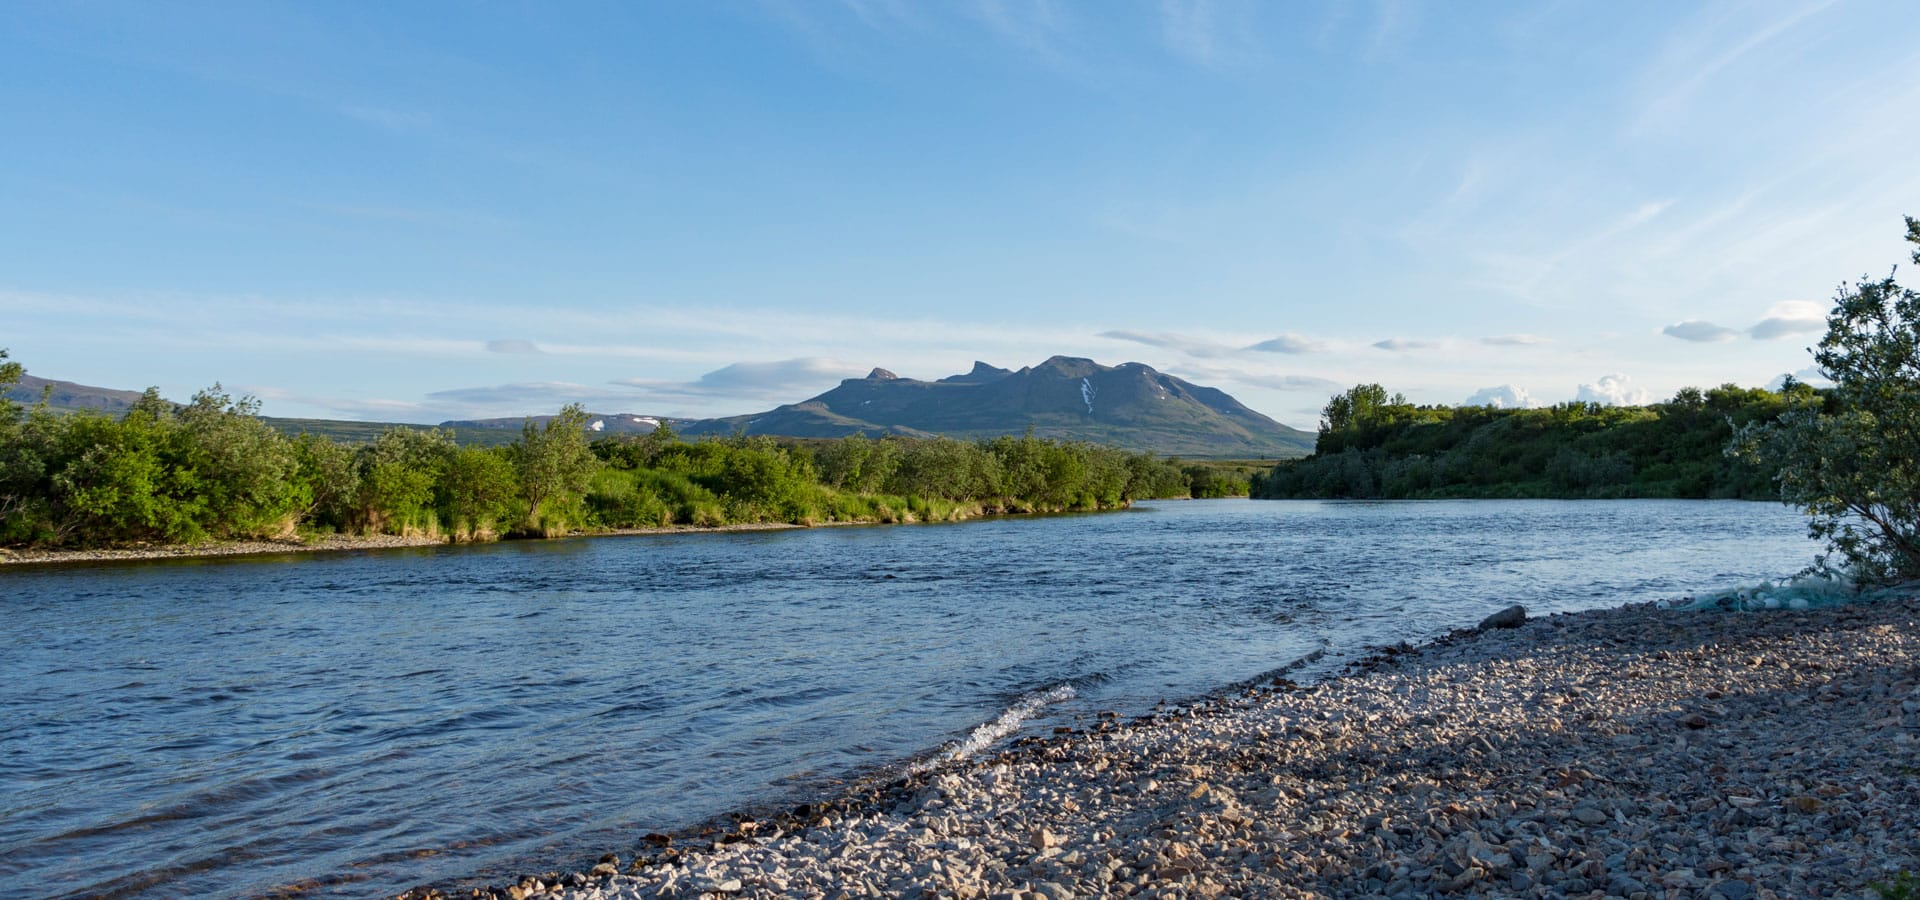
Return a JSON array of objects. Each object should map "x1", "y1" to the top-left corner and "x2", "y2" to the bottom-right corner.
[{"x1": 3, "y1": 1, "x2": 1918, "y2": 430}]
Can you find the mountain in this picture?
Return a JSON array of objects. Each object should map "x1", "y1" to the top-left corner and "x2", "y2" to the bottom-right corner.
[
  {"x1": 440, "y1": 413, "x2": 690, "y2": 436},
  {"x1": 4, "y1": 375, "x2": 151, "y2": 413},
  {"x1": 680, "y1": 356, "x2": 1314, "y2": 459}
]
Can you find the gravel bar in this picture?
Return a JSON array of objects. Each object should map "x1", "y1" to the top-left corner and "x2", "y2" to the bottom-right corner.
[{"x1": 407, "y1": 598, "x2": 1920, "y2": 900}]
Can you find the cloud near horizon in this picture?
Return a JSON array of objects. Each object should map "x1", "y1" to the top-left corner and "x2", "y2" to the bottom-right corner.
[
  {"x1": 1462, "y1": 384, "x2": 1537, "y2": 408},
  {"x1": 1575, "y1": 373, "x2": 1650, "y2": 406},
  {"x1": 612, "y1": 357, "x2": 868, "y2": 400},
  {"x1": 1373, "y1": 338, "x2": 1440, "y2": 352}
]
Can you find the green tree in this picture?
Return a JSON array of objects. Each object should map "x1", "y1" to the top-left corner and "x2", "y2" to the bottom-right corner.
[
  {"x1": 354, "y1": 427, "x2": 453, "y2": 535},
  {"x1": 1317, "y1": 383, "x2": 1408, "y2": 453},
  {"x1": 1732, "y1": 216, "x2": 1920, "y2": 583},
  {"x1": 438, "y1": 446, "x2": 520, "y2": 539},
  {"x1": 172, "y1": 385, "x2": 305, "y2": 538},
  {"x1": 514, "y1": 404, "x2": 599, "y2": 531}
]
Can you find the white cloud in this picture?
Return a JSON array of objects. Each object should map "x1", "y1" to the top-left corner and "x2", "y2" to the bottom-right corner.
[
  {"x1": 1662, "y1": 320, "x2": 1740, "y2": 343},
  {"x1": 1247, "y1": 332, "x2": 1328, "y2": 354},
  {"x1": 1097, "y1": 329, "x2": 1235, "y2": 358},
  {"x1": 1749, "y1": 300, "x2": 1826, "y2": 340},
  {"x1": 613, "y1": 357, "x2": 868, "y2": 400},
  {"x1": 1480, "y1": 334, "x2": 1550, "y2": 347},
  {"x1": 1575, "y1": 374, "x2": 1650, "y2": 406},
  {"x1": 486, "y1": 339, "x2": 542, "y2": 354},
  {"x1": 1766, "y1": 366, "x2": 1833, "y2": 390},
  {"x1": 1463, "y1": 384, "x2": 1537, "y2": 409},
  {"x1": 1373, "y1": 338, "x2": 1440, "y2": 352}
]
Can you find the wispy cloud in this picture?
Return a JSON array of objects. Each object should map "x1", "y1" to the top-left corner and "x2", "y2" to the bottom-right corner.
[
  {"x1": 339, "y1": 104, "x2": 434, "y2": 132},
  {"x1": 1157, "y1": 0, "x2": 1258, "y2": 69},
  {"x1": 1247, "y1": 332, "x2": 1328, "y2": 354},
  {"x1": 969, "y1": 0, "x2": 1076, "y2": 64},
  {"x1": 1099, "y1": 329, "x2": 1330, "y2": 358},
  {"x1": 486, "y1": 339, "x2": 543, "y2": 354},
  {"x1": 1662, "y1": 320, "x2": 1739, "y2": 343},
  {"x1": 612, "y1": 357, "x2": 868, "y2": 402},
  {"x1": 1169, "y1": 360, "x2": 1341, "y2": 394},
  {"x1": 1373, "y1": 338, "x2": 1440, "y2": 352},
  {"x1": 1632, "y1": 0, "x2": 1840, "y2": 136},
  {"x1": 1097, "y1": 329, "x2": 1235, "y2": 358},
  {"x1": 1480, "y1": 334, "x2": 1550, "y2": 347}
]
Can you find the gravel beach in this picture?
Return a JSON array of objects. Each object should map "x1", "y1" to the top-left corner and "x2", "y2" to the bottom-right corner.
[{"x1": 422, "y1": 597, "x2": 1920, "y2": 900}]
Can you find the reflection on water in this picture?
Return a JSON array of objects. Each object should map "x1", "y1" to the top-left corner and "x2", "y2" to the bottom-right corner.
[{"x1": 0, "y1": 499, "x2": 1813, "y2": 897}]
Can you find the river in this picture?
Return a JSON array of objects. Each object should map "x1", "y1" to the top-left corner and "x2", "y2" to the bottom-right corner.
[{"x1": 0, "y1": 499, "x2": 1815, "y2": 897}]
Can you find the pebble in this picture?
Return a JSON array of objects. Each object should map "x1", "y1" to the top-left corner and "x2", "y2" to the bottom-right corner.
[{"x1": 417, "y1": 598, "x2": 1920, "y2": 900}]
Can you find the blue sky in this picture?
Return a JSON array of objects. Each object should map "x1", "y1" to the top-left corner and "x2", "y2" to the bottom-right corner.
[{"x1": 3, "y1": 1, "x2": 1917, "y2": 428}]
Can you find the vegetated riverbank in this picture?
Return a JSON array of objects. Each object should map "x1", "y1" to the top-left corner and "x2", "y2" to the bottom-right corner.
[
  {"x1": 0, "y1": 504, "x2": 1149, "y2": 567},
  {"x1": 417, "y1": 596, "x2": 1920, "y2": 900}
]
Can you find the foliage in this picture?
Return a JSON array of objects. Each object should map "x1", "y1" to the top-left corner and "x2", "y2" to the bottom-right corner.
[
  {"x1": 352, "y1": 427, "x2": 453, "y2": 536},
  {"x1": 1871, "y1": 871, "x2": 1918, "y2": 900},
  {"x1": 1318, "y1": 383, "x2": 1409, "y2": 454},
  {"x1": 0, "y1": 358, "x2": 1204, "y2": 550},
  {"x1": 1258, "y1": 384, "x2": 1796, "y2": 501},
  {"x1": 1731, "y1": 217, "x2": 1920, "y2": 584},
  {"x1": 513, "y1": 403, "x2": 598, "y2": 533}
]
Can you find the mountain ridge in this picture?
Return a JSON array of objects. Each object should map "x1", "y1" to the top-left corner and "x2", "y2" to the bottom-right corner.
[{"x1": 679, "y1": 356, "x2": 1313, "y2": 458}]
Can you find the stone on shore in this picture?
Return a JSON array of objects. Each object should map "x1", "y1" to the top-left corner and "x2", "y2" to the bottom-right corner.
[{"x1": 1477, "y1": 603, "x2": 1527, "y2": 630}]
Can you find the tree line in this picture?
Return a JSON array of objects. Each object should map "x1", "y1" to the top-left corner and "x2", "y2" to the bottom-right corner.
[
  {"x1": 1254, "y1": 381, "x2": 1811, "y2": 501},
  {"x1": 0, "y1": 355, "x2": 1201, "y2": 549}
]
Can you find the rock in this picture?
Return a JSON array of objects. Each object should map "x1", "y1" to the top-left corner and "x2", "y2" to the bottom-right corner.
[
  {"x1": 1031, "y1": 828, "x2": 1059, "y2": 851},
  {"x1": 1683, "y1": 713, "x2": 1710, "y2": 729},
  {"x1": 1572, "y1": 805, "x2": 1609, "y2": 826},
  {"x1": 1478, "y1": 605, "x2": 1527, "y2": 630}
]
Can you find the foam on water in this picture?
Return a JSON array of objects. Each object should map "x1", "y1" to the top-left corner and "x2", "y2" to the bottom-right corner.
[
  {"x1": 1669, "y1": 571, "x2": 1920, "y2": 611},
  {"x1": 912, "y1": 684, "x2": 1076, "y2": 773}
]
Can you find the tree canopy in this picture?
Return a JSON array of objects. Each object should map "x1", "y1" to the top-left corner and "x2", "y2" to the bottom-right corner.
[{"x1": 1732, "y1": 216, "x2": 1920, "y2": 583}]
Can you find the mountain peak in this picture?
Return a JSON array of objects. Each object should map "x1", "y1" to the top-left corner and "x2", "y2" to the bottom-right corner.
[
  {"x1": 939, "y1": 361, "x2": 1014, "y2": 384},
  {"x1": 683, "y1": 355, "x2": 1313, "y2": 458}
]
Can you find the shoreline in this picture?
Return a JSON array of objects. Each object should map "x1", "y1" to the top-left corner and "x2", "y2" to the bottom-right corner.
[
  {"x1": 411, "y1": 597, "x2": 1920, "y2": 900},
  {"x1": 0, "y1": 521, "x2": 866, "y2": 568},
  {"x1": 0, "y1": 506, "x2": 1148, "y2": 569}
]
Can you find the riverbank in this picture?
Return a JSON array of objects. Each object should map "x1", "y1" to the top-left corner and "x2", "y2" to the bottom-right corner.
[
  {"x1": 432, "y1": 596, "x2": 1920, "y2": 900},
  {"x1": 0, "y1": 522, "x2": 853, "y2": 567}
]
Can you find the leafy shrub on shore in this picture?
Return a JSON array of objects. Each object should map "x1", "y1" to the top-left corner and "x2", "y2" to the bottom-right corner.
[
  {"x1": 1732, "y1": 217, "x2": 1920, "y2": 585},
  {"x1": 1255, "y1": 382, "x2": 1798, "y2": 500}
]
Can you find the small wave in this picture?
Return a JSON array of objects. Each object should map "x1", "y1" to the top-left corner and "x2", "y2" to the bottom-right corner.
[
  {"x1": 1669, "y1": 572, "x2": 1916, "y2": 611},
  {"x1": 910, "y1": 684, "x2": 1075, "y2": 774}
]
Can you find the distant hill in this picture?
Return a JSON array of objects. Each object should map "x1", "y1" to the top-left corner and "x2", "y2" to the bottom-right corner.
[
  {"x1": 5, "y1": 375, "x2": 150, "y2": 414},
  {"x1": 441, "y1": 412, "x2": 690, "y2": 437},
  {"x1": 679, "y1": 356, "x2": 1315, "y2": 459},
  {"x1": 9, "y1": 359, "x2": 1313, "y2": 458}
]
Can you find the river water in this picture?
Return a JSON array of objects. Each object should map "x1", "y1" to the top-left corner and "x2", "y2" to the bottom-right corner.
[{"x1": 0, "y1": 499, "x2": 1816, "y2": 897}]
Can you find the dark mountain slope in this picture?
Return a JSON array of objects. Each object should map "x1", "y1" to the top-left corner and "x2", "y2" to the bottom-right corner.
[{"x1": 682, "y1": 356, "x2": 1313, "y2": 459}]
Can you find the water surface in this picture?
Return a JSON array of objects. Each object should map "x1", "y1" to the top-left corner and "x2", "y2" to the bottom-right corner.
[{"x1": 0, "y1": 499, "x2": 1815, "y2": 897}]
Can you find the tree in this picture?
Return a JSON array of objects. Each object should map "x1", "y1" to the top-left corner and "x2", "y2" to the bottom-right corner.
[
  {"x1": 514, "y1": 404, "x2": 599, "y2": 531},
  {"x1": 1732, "y1": 216, "x2": 1920, "y2": 583},
  {"x1": 1317, "y1": 383, "x2": 1408, "y2": 454}
]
